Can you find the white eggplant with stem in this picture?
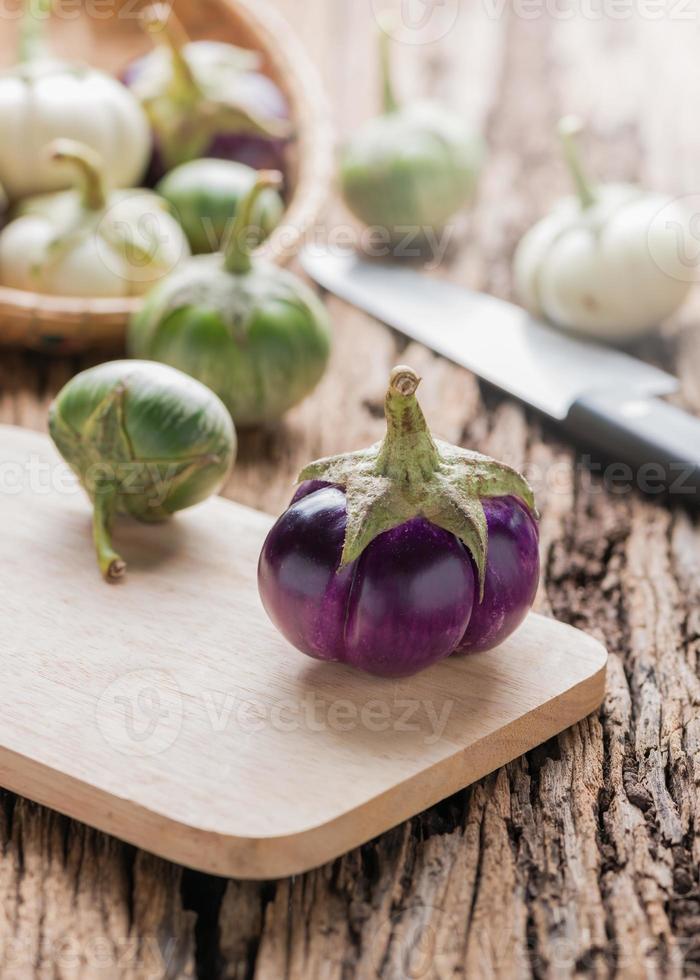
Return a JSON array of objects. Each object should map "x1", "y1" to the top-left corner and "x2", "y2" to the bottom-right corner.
[
  {"x1": 0, "y1": 0, "x2": 150, "y2": 199},
  {"x1": 514, "y1": 117, "x2": 694, "y2": 341},
  {"x1": 0, "y1": 140, "x2": 190, "y2": 298}
]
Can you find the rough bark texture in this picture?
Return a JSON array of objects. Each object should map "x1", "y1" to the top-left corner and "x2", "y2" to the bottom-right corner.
[{"x1": 2, "y1": 3, "x2": 700, "y2": 978}]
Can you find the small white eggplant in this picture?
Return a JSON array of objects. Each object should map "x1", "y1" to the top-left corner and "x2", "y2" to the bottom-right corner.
[
  {"x1": 0, "y1": 0, "x2": 150, "y2": 199},
  {"x1": 514, "y1": 117, "x2": 693, "y2": 341},
  {"x1": 0, "y1": 140, "x2": 189, "y2": 298}
]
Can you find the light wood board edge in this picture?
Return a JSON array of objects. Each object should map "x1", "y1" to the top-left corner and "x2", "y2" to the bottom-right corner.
[{"x1": 0, "y1": 633, "x2": 607, "y2": 880}]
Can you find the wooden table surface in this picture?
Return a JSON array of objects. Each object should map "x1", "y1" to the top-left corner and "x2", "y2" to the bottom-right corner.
[{"x1": 3, "y1": 2, "x2": 700, "y2": 978}]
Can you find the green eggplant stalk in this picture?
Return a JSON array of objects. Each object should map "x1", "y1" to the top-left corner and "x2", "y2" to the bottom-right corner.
[
  {"x1": 128, "y1": 171, "x2": 331, "y2": 427},
  {"x1": 340, "y1": 21, "x2": 484, "y2": 239},
  {"x1": 49, "y1": 360, "x2": 236, "y2": 582}
]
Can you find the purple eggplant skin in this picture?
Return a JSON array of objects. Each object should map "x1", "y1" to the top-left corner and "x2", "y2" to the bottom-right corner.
[
  {"x1": 456, "y1": 495, "x2": 540, "y2": 655},
  {"x1": 147, "y1": 73, "x2": 289, "y2": 184},
  {"x1": 142, "y1": 131, "x2": 288, "y2": 190},
  {"x1": 202, "y1": 131, "x2": 288, "y2": 176},
  {"x1": 259, "y1": 482, "x2": 477, "y2": 677},
  {"x1": 196, "y1": 71, "x2": 289, "y2": 176},
  {"x1": 258, "y1": 481, "x2": 539, "y2": 678},
  {"x1": 198, "y1": 70, "x2": 289, "y2": 175}
]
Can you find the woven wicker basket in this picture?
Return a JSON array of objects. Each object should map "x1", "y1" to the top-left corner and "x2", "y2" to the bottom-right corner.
[{"x1": 0, "y1": 0, "x2": 333, "y2": 353}]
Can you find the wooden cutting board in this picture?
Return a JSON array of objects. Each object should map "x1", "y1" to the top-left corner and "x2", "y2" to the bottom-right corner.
[{"x1": 0, "y1": 424, "x2": 607, "y2": 879}]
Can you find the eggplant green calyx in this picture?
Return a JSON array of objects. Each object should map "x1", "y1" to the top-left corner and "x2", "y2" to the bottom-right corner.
[
  {"x1": 298, "y1": 365, "x2": 537, "y2": 596},
  {"x1": 224, "y1": 169, "x2": 283, "y2": 274},
  {"x1": 559, "y1": 115, "x2": 596, "y2": 210},
  {"x1": 48, "y1": 139, "x2": 107, "y2": 211}
]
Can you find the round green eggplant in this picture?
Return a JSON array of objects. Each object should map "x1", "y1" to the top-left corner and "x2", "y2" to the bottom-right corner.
[
  {"x1": 129, "y1": 171, "x2": 331, "y2": 427},
  {"x1": 340, "y1": 27, "x2": 483, "y2": 239},
  {"x1": 49, "y1": 359, "x2": 236, "y2": 582},
  {"x1": 156, "y1": 158, "x2": 283, "y2": 254}
]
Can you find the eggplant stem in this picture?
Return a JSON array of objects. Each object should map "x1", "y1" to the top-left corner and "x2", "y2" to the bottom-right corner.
[
  {"x1": 48, "y1": 139, "x2": 107, "y2": 211},
  {"x1": 559, "y1": 115, "x2": 596, "y2": 210},
  {"x1": 19, "y1": 0, "x2": 52, "y2": 64},
  {"x1": 142, "y1": 3, "x2": 202, "y2": 102},
  {"x1": 93, "y1": 489, "x2": 126, "y2": 583},
  {"x1": 378, "y1": 16, "x2": 399, "y2": 114},
  {"x1": 375, "y1": 366, "x2": 441, "y2": 481},
  {"x1": 224, "y1": 170, "x2": 283, "y2": 274}
]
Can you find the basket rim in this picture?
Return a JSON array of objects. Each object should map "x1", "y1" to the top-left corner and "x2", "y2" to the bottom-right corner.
[{"x1": 0, "y1": 285, "x2": 143, "y2": 314}]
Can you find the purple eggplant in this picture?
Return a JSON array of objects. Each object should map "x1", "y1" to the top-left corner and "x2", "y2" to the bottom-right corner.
[
  {"x1": 258, "y1": 367, "x2": 540, "y2": 678},
  {"x1": 123, "y1": 5, "x2": 291, "y2": 184}
]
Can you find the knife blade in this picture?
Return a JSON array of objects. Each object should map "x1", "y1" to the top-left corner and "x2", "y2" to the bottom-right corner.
[{"x1": 302, "y1": 246, "x2": 700, "y2": 498}]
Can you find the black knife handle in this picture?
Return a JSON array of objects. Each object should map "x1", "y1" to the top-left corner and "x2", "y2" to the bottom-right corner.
[{"x1": 564, "y1": 391, "x2": 700, "y2": 500}]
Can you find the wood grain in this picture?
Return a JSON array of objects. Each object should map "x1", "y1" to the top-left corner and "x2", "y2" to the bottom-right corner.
[
  {"x1": 1, "y1": 1, "x2": 700, "y2": 977},
  {"x1": 0, "y1": 423, "x2": 605, "y2": 880}
]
